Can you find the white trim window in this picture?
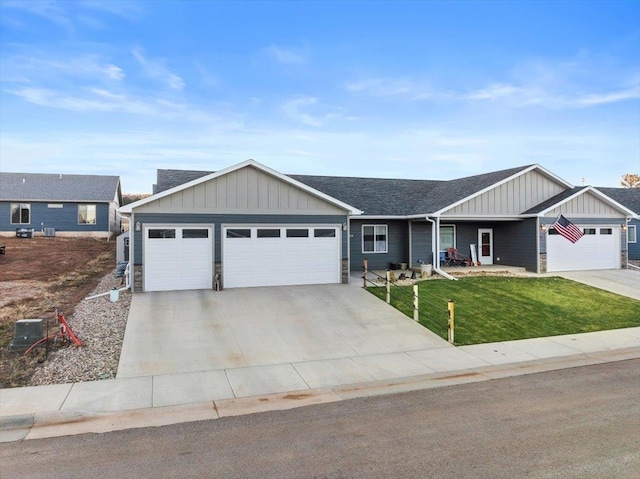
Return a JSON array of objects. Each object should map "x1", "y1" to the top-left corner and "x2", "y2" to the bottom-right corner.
[
  {"x1": 362, "y1": 225, "x2": 388, "y2": 253},
  {"x1": 10, "y1": 203, "x2": 30, "y2": 224},
  {"x1": 628, "y1": 225, "x2": 637, "y2": 243},
  {"x1": 78, "y1": 204, "x2": 97, "y2": 225},
  {"x1": 439, "y1": 225, "x2": 456, "y2": 252}
]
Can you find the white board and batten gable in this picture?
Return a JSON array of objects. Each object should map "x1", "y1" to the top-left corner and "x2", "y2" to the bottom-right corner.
[
  {"x1": 121, "y1": 160, "x2": 362, "y2": 216},
  {"x1": 437, "y1": 165, "x2": 570, "y2": 217},
  {"x1": 537, "y1": 187, "x2": 633, "y2": 219}
]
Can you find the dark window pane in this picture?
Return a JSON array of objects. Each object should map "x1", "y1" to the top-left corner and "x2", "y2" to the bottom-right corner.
[
  {"x1": 363, "y1": 225, "x2": 374, "y2": 252},
  {"x1": 226, "y1": 229, "x2": 251, "y2": 238},
  {"x1": 583, "y1": 228, "x2": 596, "y2": 235},
  {"x1": 257, "y1": 229, "x2": 280, "y2": 238},
  {"x1": 600, "y1": 228, "x2": 612, "y2": 235},
  {"x1": 286, "y1": 229, "x2": 308, "y2": 238},
  {"x1": 148, "y1": 229, "x2": 176, "y2": 239},
  {"x1": 183, "y1": 229, "x2": 208, "y2": 239},
  {"x1": 314, "y1": 229, "x2": 336, "y2": 238},
  {"x1": 548, "y1": 228, "x2": 560, "y2": 235}
]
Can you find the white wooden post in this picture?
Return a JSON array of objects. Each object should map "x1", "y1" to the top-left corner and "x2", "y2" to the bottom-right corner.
[{"x1": 413, "y1": 285, "x2": 419, "y2": 322}]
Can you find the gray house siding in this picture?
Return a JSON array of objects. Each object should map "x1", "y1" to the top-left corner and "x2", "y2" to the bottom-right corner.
[
  {"x1": 132, "y1": 213, "x2": 348, "y2": 266},
  {"x1": 409, "y1": 220, "x2": 433, "y2": 268},
  {"x1": 349, "y1": 219, "x2": 408, "y2": 271},
  {"x1": 0, "y1": 201, "x2": 111, "y2": 234},
  {"x1": 445, "y1": 220, "x2": 537, "y2": 271},
  {"x1": 494, "y1": 219, "x2": 538, "y2": 271},
  {"x1": 628, "y1": 218, "x2": 640, "y2": 260}
]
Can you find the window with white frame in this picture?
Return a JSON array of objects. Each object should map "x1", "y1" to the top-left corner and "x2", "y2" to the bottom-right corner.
[
  {"x1": 78, "y1": 204, "x2": 96, "y2": 225},
  {"x1": 362, "y1": 225, "x2": 388, "y2": 253},
  {"x1": 10, "y1": 203, "x2": 30, "y2": 224},
  {"x1": 628, "y1": 225, "x2": 637, "y2": 243},
  {"x1": 439, "y1": 225, "x2": 455, "y2": 251}
]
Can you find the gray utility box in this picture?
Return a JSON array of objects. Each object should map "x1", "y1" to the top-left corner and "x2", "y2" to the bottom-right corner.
[{"x1": 10, "y1": 319, "x2": 44, "y2": 351}]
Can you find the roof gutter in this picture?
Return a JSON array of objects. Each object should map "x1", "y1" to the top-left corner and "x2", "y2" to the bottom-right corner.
[{"x1": 425, "y1": 216, "x2": 457, "y2": 281}]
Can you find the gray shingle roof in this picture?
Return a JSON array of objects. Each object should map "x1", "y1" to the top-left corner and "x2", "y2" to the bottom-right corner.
[
  {"x1": 0, "y1": 172, "x2": 121, "y2": 203},
  {"x1": 288, "y1": 175, "x2": 443, "y2": 215},
  {"x1": 596, "y1": 187, "x2": 640, "y2": 214},
  {"x1": 155, "y1": 169, "x2": 212, "y2": 194},
  {"x1": 154, "y1": 164, "x2": 536, "y2": 216}
]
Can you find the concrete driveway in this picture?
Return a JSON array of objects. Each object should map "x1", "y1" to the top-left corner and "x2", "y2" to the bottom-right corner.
[
  {"x1": 552, "y1": 269, "x2": 640, "y2": 300},
  {"x1": 117, "y1": 285, "x2": 450, "y2": 380}
]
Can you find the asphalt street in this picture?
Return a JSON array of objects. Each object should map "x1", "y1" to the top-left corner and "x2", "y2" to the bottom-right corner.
[{"x1": 1, "y1": 359, "x2": 638, "y2": 479}]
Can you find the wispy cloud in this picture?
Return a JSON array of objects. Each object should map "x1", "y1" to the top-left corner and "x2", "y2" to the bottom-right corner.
[
  {"x1": 265, "y1": 44, "x2": 307, "y2": 65},
  {"x1": 464, "y1": 82, "x2": 640, "y2": 108},
  {"x1": 2, "y1": 0, "x2": 140, "y2": 30},
  {"x1": 281, "y1": 96, "x2": 322, "y2": 127},
  {"x1": 6, "y1": 86, "x2": 215, "y2": 122},
  {"x1": 2, "y1": 0, "x2": 73, "y2": 30},
  {"x1": 345, "y1": 77, "x2": 432, "y2": 99},
  {"x1": 132, "y1": 47, "x2": 185, "y2": 90},
  {"x1": 0, "y1": 53, "x2": 125, "y2": 84}
]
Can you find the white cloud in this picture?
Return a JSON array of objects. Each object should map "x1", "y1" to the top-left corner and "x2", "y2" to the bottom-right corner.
[
  {"x1": 265, "y1": 44, "x2": 307, "y2": 65},
  {"x1": 0, "y1": 53, "x2": 126, "y2": 84},
  {"x1": 574, "y1": 87, "x2": 640, "y2": 107},
  {"x1": 103, "y1": 64, "x2": 125, "y2": 81},
  {"x1": 345, "y1": 77, "x2": 432, "y2": 99},
  {"x1": 132, "y1": 48, "x2": 185, "y2": 90},
  {"x1": 2, "y1": 0, "x2": 73, "y2": 30},
  {"x1": 5, "y1": 86, "x2": 217, "y2": 122},
  {"x1": 281, "y1": 96, "x2": 322, "y2": 127}
]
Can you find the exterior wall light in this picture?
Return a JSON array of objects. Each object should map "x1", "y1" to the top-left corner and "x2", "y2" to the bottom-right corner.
[{"x1": 135, "y1": 221, "x2": 141, "y2": 232}]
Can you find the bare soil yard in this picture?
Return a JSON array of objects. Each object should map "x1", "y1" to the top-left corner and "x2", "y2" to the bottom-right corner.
[{"x1": 0, "y1": 236, "x2": 116, "y2": 388}]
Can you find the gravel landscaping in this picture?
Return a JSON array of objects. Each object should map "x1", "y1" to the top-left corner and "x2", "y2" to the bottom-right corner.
[{"x1": 29, "y1": 270, "x2": 131, "y2": 386}]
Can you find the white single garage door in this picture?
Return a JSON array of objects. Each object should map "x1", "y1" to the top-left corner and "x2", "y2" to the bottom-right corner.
[
  {"x1": 223, "y1": 225, "x2": 341, "y2": 288},
  {"x1": 547, "y1": 226, "x2": 620, "y2": 272},
  {"x1": 144, "y1": 226, "x2": 213, "y2": 292}
]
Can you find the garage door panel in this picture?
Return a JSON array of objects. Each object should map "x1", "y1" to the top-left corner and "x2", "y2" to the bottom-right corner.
[
  {"x1": 223, "y1": 226, "x2": 340, "y2": 288},
  {"x1": 547, "y1": 226, "x2": 619, "y2": 272},
  {"x1": 145, "y1": 226, "x2": 213, "y2": 292}
]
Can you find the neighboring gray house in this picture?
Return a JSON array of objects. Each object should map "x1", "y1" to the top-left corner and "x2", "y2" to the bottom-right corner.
[
  {"x1": 120, "y1": 160, "x2": 634, "y2": 292},
  {"x1": 0, "y1": 172, "x2": 122, "y2": 238},
  {"x1": 597, "y1": 187, "x2": 640, "y2": 261}
]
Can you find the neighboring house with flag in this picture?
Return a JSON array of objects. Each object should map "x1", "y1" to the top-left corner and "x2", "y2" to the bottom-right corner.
[{"x1": 119, "y1": 160, "x2": 635, "y2": 292}]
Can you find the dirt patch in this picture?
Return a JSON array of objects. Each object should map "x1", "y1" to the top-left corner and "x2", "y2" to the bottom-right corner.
[{"x1": 0, "y1": 236, "x2": 116, "y2": 388}]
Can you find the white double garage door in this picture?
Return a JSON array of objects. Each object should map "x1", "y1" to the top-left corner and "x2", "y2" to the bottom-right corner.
[
  {"x1": 547, "y1": 225, "x2": 620, "y2": 272},
  {"x1": 144, "y1": 225, "x2": 341, "y2": 291}
]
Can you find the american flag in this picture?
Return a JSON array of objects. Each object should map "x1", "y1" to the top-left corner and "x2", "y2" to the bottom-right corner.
[{"x1": 552, "y1": 215, "x2": 584, "y2": 243}]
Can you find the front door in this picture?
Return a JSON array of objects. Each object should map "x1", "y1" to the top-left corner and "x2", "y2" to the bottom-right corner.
[{"x1": 478, "y1": 228, "x2": 493, "y2": 265}]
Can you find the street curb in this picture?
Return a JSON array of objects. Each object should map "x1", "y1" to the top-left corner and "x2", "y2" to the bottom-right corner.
[{"x1": 2, "y1": 347, "x2": 637, "y2": 443}]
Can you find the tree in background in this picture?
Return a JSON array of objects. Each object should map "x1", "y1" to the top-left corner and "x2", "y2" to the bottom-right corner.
[
  {"x1": 122, "y1": 193, "x2": 151, "y2": 205},
  {"x1": 621, "y1": 173, "x2": 640, "y2": 188}
]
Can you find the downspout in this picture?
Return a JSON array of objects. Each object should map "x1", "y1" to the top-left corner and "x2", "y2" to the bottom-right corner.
[{"x1": 426, "y1": 216, "x2": 457, "y2": 281}]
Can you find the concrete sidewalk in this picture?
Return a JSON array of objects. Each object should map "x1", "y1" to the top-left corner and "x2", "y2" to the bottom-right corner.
[{"x1": 2, "y1": 327, "x2": 638, "y2": 442}]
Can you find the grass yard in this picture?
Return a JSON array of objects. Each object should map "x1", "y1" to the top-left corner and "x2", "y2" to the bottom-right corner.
[{"x1": 367, "y1": 276, "x2": 640, "y2": 346}]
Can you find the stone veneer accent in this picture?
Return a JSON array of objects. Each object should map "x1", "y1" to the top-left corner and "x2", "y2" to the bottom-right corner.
[
  {"x1": 342, "y1": 258, "x2": 349, "y2": 284},
  {"x1": 133, "y1": 265, "x2": 143, "y2": 292},
  {"x1": 539, "y1": 253, "x2": 547, "y2": 274}
]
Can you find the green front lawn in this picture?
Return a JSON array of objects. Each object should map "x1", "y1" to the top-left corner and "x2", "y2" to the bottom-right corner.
[{"x1": 367, "y1": 276, "x2": 640, "y2": 345}]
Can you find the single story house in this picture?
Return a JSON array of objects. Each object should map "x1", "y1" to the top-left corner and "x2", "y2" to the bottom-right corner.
[
  {"x1": 0, "y1": 172, "x2": 122, "y2": 238},
  {"x1": 597, "y1": 187, "x2": 640, "y2": 261},
  {"x1": 119, "y1": 160, "x2": 634, "y2": 292}
]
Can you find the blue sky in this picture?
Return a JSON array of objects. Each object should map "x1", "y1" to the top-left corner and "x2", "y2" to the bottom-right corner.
[{"x1": 0, "y1": 0, "x2": 638, "y2": 193}]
